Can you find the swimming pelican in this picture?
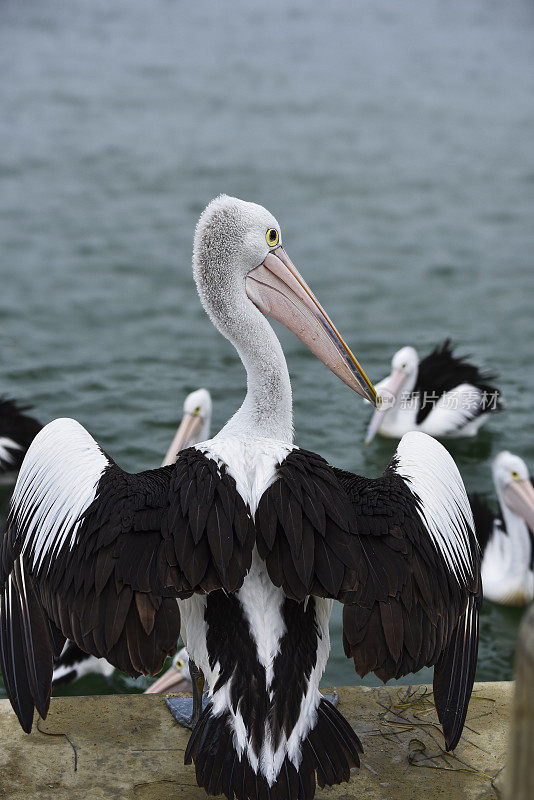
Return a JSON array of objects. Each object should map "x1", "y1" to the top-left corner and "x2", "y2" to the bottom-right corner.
[
  {"x1": 162, "y1": 388, "x2": 212, "y2": 466},
  {"x1": 144, "y1": 647, "x2": 193, "y2": 694},
  {"x1": 0, "y1": 397, "x2": 42, "y2": 480},
  {"x1": 51, "y1": 388, "x2": 213, "y2": 690},
  {"x1": 471, "y1": 452, "x2": 534, "y2": 606},
  {"x1": 0, "y1": 196, "x2": 480, "y2": 800},
  {"x1": 365, "y1": 340, "x2": 503, "y2": 443}
]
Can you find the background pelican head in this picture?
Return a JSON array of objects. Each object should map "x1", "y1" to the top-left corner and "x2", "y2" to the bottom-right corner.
[
  {"x1": 192, "y1": 195, "x2": 377, "y2": 411},
  {"x1": 144, "y1": 647, "x2": 192, "y2": 694},
  {"x1": 162, "y1": 388, "x2": 212, "y2": 466},
  {"x1": 365, "y1": 345, "x2": 418, "y2": 443},
  {"x1": 492, "y1": 451, "x2": 534, "y2": 531}
]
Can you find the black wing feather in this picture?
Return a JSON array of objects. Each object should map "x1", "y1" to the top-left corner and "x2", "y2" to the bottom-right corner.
[
  {"x1": 259, "y1": 444, "x2": 479, "y2": 752},
  {"x1": 0, "y1": 440, "x2": 253, "y2": 733},
  {"x1": 414, "y1": 339, "x2": 503, "y2": 424},
  {"x1": 257, "y1": 449, "x2": 357, "y2": 601}
]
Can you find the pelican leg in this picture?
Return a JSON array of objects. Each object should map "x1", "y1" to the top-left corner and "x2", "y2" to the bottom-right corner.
[
  {"x1": 165, "y1": 659, "x2": 206, "y2": 730},
  {"x1": 190, "y1": 659, "x2": 205, "y2": 725}
]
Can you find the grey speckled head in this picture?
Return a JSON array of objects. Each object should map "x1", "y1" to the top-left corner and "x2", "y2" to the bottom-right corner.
[{"x1": 193, "y1": 195, "x2": 282, "y2": 324}]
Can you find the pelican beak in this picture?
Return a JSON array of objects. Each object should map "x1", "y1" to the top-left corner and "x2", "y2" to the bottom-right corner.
[
  {"x1": 161, "y1": 412, "x2": 203, "y2": 466},
  {"x1": 364, "y1": 368, "x2": 407, "y2": 444},
  {"x1": 503, "y1": 479, "x2": 534, "y2": 532},
  {"x1": 144, "y1": 666, "x2": 192, "y2": 694},
  {"x1": 246, "y1": 247, "x2": 377, "y2": 404}
]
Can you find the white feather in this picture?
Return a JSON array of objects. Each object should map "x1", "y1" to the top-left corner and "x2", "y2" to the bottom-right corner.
[
  {"x1": 419, "y1": 384, "x2": 488, "y2": 438},
  {"x1": 12, "y1": 418, "x2": 108, "y2": 573},
  {"x1": 0, "y1": 436, "x2": 22, "y2": 467},
  {"x1": 482, "y1": 520, "x2": 534, "y2": 605},
  {"x1": 393, "y1": 431, "x2": 475, "y2": 583}
]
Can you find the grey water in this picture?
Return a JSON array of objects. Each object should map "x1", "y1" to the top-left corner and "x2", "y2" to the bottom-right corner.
[{"x1": 0, "y1": 0, "x2": 533, "y2": 696}]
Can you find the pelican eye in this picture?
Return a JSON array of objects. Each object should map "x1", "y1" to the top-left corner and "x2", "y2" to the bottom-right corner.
[
  {"x1": 511, "y1": 470, "x2": 520, "y2": 480},
  {"x1": 266, "y1": 228, "x2": 279, "y2": 247},
  {"x1": 193, "y1": 406, "x2": 201, "y2": 415},
  {"x1": 176, "y1": 659, "x2": 184, "y2": 669},
  {"x1": 401, "y1": 363, "x2": 407, "y2": 369}
]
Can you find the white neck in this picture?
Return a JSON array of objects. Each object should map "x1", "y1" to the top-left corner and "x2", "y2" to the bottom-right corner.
[
  {"x1": 498, "y1": 489, "x2": 532, "y2": 575},
  {"x1": 197, "y1": 271, "x2": 294, "y2": 445}
]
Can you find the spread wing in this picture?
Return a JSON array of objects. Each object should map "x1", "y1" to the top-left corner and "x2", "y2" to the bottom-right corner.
[
  {"x1": 257, "y1": 432, "x2": 481, "y2": 750},
  {"x1": 336, "y1": 433, "x2": 481, "y2": 751},
  {"x1": 0, "y1": 418, "x2": 254, "y2": 731}
]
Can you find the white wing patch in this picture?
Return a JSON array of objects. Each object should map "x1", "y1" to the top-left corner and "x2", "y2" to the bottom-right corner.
[
  {"x1": 12, "y1": 418, "x2": 109, "y2": 573},
  {"x1": 0, "y1": 436, "x2": 22, "y2": 467},
  {"x1": 394, "y1": 431, "x2": 476, "y2": 583},
  {"x1": 419, "y1": 383, "x2": 489, "y2": 437}
]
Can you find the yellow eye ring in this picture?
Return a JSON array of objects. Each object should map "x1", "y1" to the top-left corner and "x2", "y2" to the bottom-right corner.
[
  {"x1": 266, "y1": 228, "x2": 279, "y2": 247},
  {"x1": 176, "y1": 659, "x2": 184, "y2": 669},
  {"x1": 511, "y1": 470, "x2": 520, "y2": 480}
]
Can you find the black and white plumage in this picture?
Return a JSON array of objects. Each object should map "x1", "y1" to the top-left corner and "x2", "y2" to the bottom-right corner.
[
  {"x1": 0, "y1": 196, "x2": 480, "y2": 800},
  {"x1": 470, "y1": 452, "x2": 534, "y2": 606},
  {"x1": 365, "y1": 340, "x2": 503, "y2": 443},
  {"x1": 51, "y1": 639, "x2": 116, "y2": 687},
  {"x1": 0, "y1": 397, "x2": 42, "y2": 479},
  {"x1": 51, "y1": 387, "x2": 213, "y2": 689}
]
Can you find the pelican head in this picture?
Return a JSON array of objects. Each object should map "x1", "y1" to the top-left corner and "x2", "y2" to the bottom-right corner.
[
  {"x1": 364, "y1": 346, "x2": 419, "y2": 444},
  {"x1": 162, "y1": 389, "x2": 213, "y2": 466},
  {"x1": 193, "y1": 195, "x2": 377, "y2": 405},
  {"x1": 144, "y1": 647, "x2": 192, "y2": 694},
  {"x1": 492, "y1": 451, "x2": 534, "y2": 531}
]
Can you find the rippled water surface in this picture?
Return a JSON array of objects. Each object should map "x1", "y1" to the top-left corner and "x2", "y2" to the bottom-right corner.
[{"x1": 1, "y1": 0, "x2": 533, "y2": 694}]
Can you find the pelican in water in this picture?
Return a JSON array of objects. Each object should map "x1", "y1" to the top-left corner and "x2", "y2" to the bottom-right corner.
[
  {"x1": 365, "y1": 340, "x2": 503, "y2": 443},
  {"x1": 0, "y1": 196, "x2": 480, "y2": 800},
  {"x1": 52, "y1": 388, "x2": 212, "y2": 690},
  {"x1": 162, "y1": 388, "x2": 212, "y2": 466},
  {"x1": 471, "y1": 452, "x2": 534, "y2": 606},
  {"x1": 0, "y1": 397, "x2": 42, "y2": 481}
]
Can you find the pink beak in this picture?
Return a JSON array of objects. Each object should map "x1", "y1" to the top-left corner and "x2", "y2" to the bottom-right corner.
[
  {"x1": 144, "y1": 666, "x2": 192, "y2": 694},
  {"x1": 161, "y1": 412, "x2": 203, "y2": 467},
  {"x1": 503, "y1": 479, "x2": 534, "y2": 532},
  {"x1": 364, "y1": 368, "x2": 408, "y2": 444},
  {"x1": 246, "y1": 247, "x2": 377, "y2": 405}
]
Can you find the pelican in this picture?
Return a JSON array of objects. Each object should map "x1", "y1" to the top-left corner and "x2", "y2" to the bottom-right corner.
[
  {"x1": 50, "y1": 388, "x2": 213, "y2": 690},
  {"x1": 471, "y1": 452, "x2": 534, "y2": 606},
  {"x1": 162, "y1": 388, "x2": 212, "y2": 466},
  {"x1": 144, "y1": 647, "x2": 193, "y2": 694},
  {"x1": 0, "y1": 397, "x2": 42, "y2": 480},
  {"x1": 0, "y1": 196, "x2": 480, "y2": 800},
  {"x1": 365, "y1": 340, "x2": 503, "y2": 443}
]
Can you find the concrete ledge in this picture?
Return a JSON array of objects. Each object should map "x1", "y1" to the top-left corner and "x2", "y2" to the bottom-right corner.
[{"x1": 0, "y1": 682, "x2": 510, "y2": 800}]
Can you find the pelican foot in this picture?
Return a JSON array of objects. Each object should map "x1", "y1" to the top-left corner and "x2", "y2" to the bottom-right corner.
[
  {"x1": 165, "y1": 695, "x2": 209, "y2": 729},
  {"x1": 322, "y1": 691, "x2": 339, "y2": 707}
]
